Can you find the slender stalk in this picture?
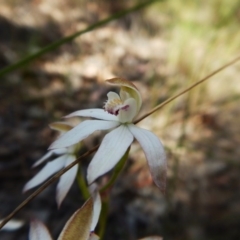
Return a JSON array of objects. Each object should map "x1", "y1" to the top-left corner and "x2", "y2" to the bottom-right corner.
[
  {"x1": 0, "y1": 0, "x2": 161, "y2": 77},
  {"x1": 77, "y1": 166, "x2": 90, "y2": 200},
  {"x1": 0, "y1": 145, "x2": 99, "y2": 230},
  {"x1": 134, "y1": 55, "x2": 240, "y2": 124},
  {"x1": 98, "y1": 196, "x2": 109, "y2": 240}
]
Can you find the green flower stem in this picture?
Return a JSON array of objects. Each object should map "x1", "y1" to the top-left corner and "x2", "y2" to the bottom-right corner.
[
  {"x1": 98, "y1": 195, "x2": 109, "y2": 240},
  {"x1": 0, "y1": 0, "x2": 161, "y2": 78},
  {"x1": 100, "y1": 147, "x2": 130, "y2": 193},
  {"x1": 77, "y1": 165, "x2": 90, "y2": 200}
]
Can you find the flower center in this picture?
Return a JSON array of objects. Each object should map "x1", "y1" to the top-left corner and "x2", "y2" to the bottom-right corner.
[{"x1": 104, "y1": 98, "x2": 129, "y2": 116}]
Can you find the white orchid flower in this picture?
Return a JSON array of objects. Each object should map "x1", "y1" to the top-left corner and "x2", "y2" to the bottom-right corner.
[
  {"x1": 50, "y1": 78, "x2": 167, "y2": 192},
  {"x1": 23, "y1": 122, "x2": 81, "y2": 207}
]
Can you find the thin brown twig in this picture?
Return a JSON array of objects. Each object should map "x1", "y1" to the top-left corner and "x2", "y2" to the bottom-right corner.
[
  {"x1": 0, "y1": 145, "x2": 99, "y2": 230},
  {"x1": 1, "y1": 55, "x2": 240, "y2": 230},
  {"x1": 134, "y1": 55, "x2": 240, "y2": 124}
]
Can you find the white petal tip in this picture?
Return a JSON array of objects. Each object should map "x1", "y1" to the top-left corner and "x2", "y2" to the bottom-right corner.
[
  {"x1": 63, "y1": 114, "x2": 71, "y2": 119},
  {"x1": 0, "y1": 219, "x2": 25, "y2": 231},
  {"x1": 48, "y1": 144, "x2": 55, "y2": 150},
  {"x1": 22, "y1": 184, "x2": 30, "y2": 193},
  {"x1": 156, "y1": 169, "x2": 167, "y2": 194},
  {"x1": 48, "y1": 143, "x2": 62, "y2": 150},
  {"x1": 56, "y1": 199, "x2": 62, "y2": 209},
  {"x1": 48, "y1": 141, "x2": 62, "y2": 150},
  {"x1": 32, "y1": 163, "x2": 39, "y2": 168},
  {"x1": 56, "y1": 188, "x2": 65, "y2": 209}
]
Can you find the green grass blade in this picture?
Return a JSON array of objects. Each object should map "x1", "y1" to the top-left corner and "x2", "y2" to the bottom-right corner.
[{"x1": 0, "y1": 0, "x2": 161, "y2": 78}]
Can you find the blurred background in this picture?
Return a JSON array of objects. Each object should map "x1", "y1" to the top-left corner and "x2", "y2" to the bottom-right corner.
[{"x1": 0, "y1": 0, "x2": 240, "y2": 239}]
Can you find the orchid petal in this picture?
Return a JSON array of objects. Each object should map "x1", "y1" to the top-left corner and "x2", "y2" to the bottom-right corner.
[
  {"x1": 29, "y1": 219, "x2": 53, "y2": 240},
  {"x1": 32, "y1": 151, "x2": 54, "y2": 168},
  {"x1": 50, "y1": 120, "x2": 120, "y2": 149},
  {"x1": 128, "y1": 124, "x2": 167, "y2": 193},
  {"x1": 89, "y1": 184, "x2": 101, "y2": 231},
  {"x1": 87, "y1": 125, "x2": 133, "y2": 184},
  {"x1": 65, "y1": 109, "x2": 118, "y2": 121},
  {"x1": 23, "y1": 155, "x2": 66, "y2": 192},
  {"x1": 118, "y1": 98, "x2": 137, "y2": 123},
  {"x1": 33, "y1": 149, "x2": 66, "y2": 168},
  {"x1": 56, "y1": 155, "x2": 78, "y2": 208},
  {"x1": 91, "y1": 192, "x2": 101, "y2": 231},
  {"x1": 0, "y1": 219, "x2": 24, "y2": 231}
]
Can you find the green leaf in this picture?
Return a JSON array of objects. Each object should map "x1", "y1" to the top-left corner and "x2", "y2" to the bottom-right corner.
[{"x1": 58, "y1": 198, "x2": 93, "y2": 240}]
